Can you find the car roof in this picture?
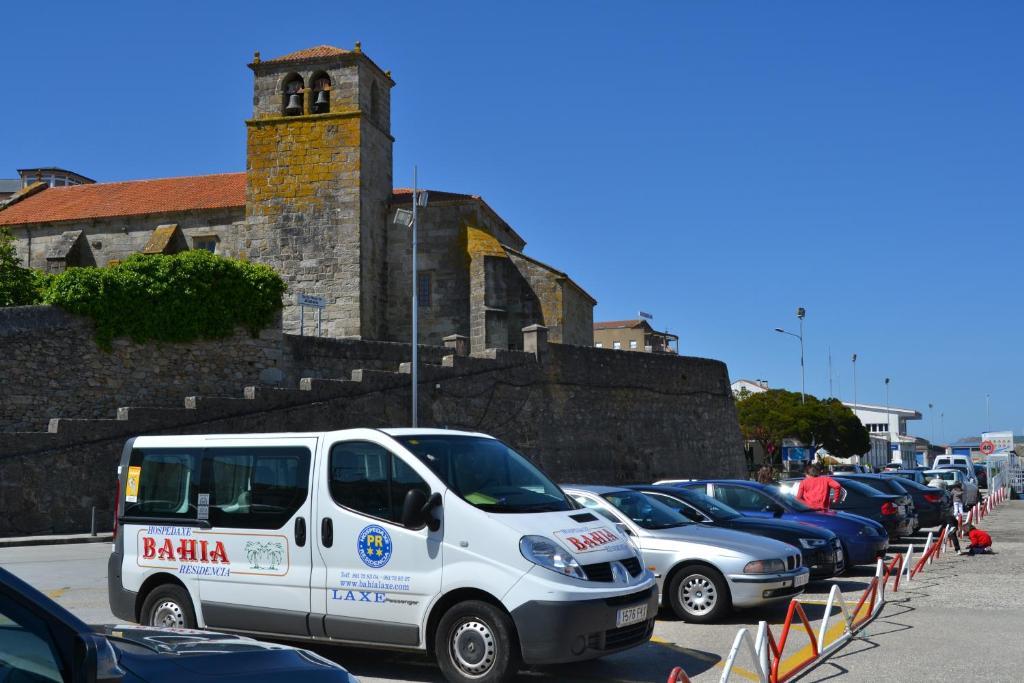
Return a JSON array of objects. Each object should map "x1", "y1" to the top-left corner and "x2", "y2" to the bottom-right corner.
[
  {"x1": 132, "y1": 427, "x2": 492, "y2": 447},
  {"x1": 561, "y1": 484, "x2": 632, "y2": 495}
]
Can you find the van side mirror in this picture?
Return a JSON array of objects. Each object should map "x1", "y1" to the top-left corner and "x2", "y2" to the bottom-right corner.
[{"x1": 401, "y1": 489, "x2": 442, "y2": 531}]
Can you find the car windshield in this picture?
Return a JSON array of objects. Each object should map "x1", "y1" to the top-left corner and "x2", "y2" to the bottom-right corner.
[
  {"x1": 602, "y1": 491, "x2": 689, "y2": 530},
  {"x1": 394, "y1": 435, "x2": 572, "y2": 513},
  {"x1": 926, "y1": 470, "x2": 957, "y2": 483},
  {"x1": 668, "y1": 488, "x2": 742, "y2": 520},
  {"x1": 763, "y1": 486, "x2": 814, "y2": 512}
]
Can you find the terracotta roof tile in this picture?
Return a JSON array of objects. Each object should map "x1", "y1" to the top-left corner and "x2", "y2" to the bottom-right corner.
[
  {"x1": 262, "y1": 45, "x2": 350, "y2": 64},
  {"x1": 0, "y1": 173, "x2": 247, "y2": 226},
  {"x1": 593, "y1": 320, "x2": 644, "y2": 330}
]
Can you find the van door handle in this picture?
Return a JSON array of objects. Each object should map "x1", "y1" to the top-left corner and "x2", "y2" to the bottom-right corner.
[
  {"x1": 295, "y1": 517, "x2": 306, "y2": 547},
  {"x1": 321, "y1": 518, "x2": 333, "y2": 548}
]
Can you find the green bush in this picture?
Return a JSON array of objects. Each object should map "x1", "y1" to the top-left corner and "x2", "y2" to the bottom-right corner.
[
  {"x1": 0, "y1": 227, "x2": 48, "y2": 306},
  {"x1": 44, "y1": 250, "x2": 286, "y2": 349}
]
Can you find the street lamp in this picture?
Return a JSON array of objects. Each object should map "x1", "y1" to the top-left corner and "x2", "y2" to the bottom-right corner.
[
  {"x1": 928, "y1": 403, "x2": 934, "y2": 443},
  {"x1": 774, "y1": 307, "x2": 806, "y2": 404},
  {"x1": 986, "y1": 393, "x2": 991, "y2": 432},
  {"x1": 884, "y1": 377, "x2": 891, "y2": 436},
  {"x1": 392, "y1": 166, "x2": 429, "y2": 427},
  {"x1": 851, "y1": 353, "x2": 858, "y2": 409}
]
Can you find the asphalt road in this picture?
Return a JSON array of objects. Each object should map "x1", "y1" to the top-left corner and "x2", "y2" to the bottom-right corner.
[{"x1": 2, "y1": 507, "x2": 1021, "y2": 682}]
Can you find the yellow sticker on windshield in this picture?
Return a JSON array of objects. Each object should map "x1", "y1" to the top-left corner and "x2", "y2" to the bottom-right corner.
[
  {"x1": 466, "y1": 492, "x2": 498, "y2": 505},
  {"x1": 125, "y1": 466, "x2": 141, "y2": 503}
]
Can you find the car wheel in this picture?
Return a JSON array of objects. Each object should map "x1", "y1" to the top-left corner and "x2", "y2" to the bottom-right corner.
[
  {"x1": 435, "y1": 600, "x2": 519, "y2": 683},
  {"x1": 668, "y1": 565, "x2": 731, "y2": 623},
  {"x1": 140, "y1": 584, "x2": 196, "y2": 629}
]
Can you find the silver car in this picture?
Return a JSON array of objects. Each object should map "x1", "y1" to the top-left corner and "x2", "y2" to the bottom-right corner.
[{"x1": 564, "y1": 485, "x2": 810, "y2": 623}]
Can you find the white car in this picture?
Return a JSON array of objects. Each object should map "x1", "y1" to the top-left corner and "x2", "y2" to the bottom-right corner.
[{"x1": 922, "y1": 469, "x2": 979, "y2": 507}]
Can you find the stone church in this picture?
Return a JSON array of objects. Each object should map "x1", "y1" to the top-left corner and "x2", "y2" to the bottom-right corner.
[{"x1": 0, "y1": 44, "x2": 595, "y2": 352}]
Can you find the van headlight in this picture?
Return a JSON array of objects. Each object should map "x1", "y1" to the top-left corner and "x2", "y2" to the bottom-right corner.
[
  {"x1": 519, "y1": 535, "x2": 587, "y2": 580},
  {"x1": 743, "y1": 559, "x2": 786, "y2": 574},
  {"x1": 798, "y1": 538, "x2": 828, "y2": 549}
]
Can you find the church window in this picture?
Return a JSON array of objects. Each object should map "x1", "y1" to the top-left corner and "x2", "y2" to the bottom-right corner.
[
  {"x1": 417, "y1": 272, "x2": 432, "y2": 308},
  {"x1": 311, "y1": 72, "x2": 331, "y2": 114},
  {"x1": 282, "y1": 75, "x2": 304, "y2": 116},
  {"x1": 192, "y1": 236, "x2": 218, "y2": 253}
]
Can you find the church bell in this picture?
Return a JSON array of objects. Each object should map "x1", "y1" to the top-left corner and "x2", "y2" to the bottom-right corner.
[
  {"x1": 285, "y1": 93, "x2": 302, "y2": 115},
  {"x1": 314, "y1": 89, "x2": 328, "y2": 111}
]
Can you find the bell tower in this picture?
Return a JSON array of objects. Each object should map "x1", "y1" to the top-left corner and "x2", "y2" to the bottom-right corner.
[{"x1": 244, "y1": 43, "x2": 394, "y2": 338}]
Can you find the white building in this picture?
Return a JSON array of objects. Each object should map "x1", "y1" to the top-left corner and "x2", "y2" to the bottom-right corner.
[
  {"x1": 731, "y1": 379, "x2": 768, "y2": 398},
  {"x1": 842, "y1": 402, "x2": 922, "y2": 466}
]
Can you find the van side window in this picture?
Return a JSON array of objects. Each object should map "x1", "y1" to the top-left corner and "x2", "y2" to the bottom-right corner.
[
  {"x1": 329, "y1": 442, "x2": 430, "y2": 525},
  {"x1": 203, "y1": 447, "x2": 311, "y2": 530},
  {"x1": 124, "y1": 449, "x2": 200, "y2": 520}
]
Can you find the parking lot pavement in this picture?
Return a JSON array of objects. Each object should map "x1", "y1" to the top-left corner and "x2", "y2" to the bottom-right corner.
[{"x1": 3, "y1": 517, "x2": 1013, "y2": 682}]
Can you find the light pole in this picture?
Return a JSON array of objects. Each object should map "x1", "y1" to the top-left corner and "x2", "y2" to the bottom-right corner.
[
  {"x1": 884, "y1": 377, "x2": 891, "y2": 435},
  {"x1": 392, "y1": 167, "x2": 428, "y2": 427},
  {"x1": 929, "y1": 403, "x2": 934, "y2": 443},
  {"x1": 774, "y1": 307, "x2": 806, "y2": 404},
  {"x1": 851, "y1": 353, "x2": 858, "y2": 409},
  {"x1": 986, "y1": 393, "x2": 991, "y2": 432}
]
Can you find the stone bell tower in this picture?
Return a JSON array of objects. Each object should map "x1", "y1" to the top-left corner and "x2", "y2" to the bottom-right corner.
[{"x1": 243, "y1": 43, "x2": 394, "y2": 338}]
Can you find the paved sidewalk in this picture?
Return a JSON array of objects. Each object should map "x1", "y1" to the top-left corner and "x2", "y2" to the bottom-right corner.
[{"x1": 802, "y1": 500, "x2": 1024, "y2": 682}]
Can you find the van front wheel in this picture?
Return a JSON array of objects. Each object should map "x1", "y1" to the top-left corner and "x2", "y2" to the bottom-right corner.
[
  {"x1": 141, "y1": 584, "x2": 196, "y2": 629},
  {"x1": 435, "y1": 600, "x2": 519, "y2": 682}
]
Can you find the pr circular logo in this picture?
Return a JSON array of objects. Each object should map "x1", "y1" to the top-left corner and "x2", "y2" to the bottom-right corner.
[{"x1": 357, "y1": 525, "x2": 392, "y2": 568}]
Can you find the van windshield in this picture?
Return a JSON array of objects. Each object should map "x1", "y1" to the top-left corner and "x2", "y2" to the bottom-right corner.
[{"x1": 394, "y1": 435, "x2": 573, "y2": 513}]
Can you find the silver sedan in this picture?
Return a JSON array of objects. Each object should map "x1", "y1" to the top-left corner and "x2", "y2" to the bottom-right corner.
[{"x1": 563, "y1": 485, "x2": 810, "y2": 623}]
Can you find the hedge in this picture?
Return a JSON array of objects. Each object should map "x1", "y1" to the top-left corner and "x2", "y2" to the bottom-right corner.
[{"x1": 43, "y1": 250, "x2": 287, "y2": 349}]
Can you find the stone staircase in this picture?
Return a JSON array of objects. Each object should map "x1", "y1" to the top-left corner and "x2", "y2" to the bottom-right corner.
[{"x1": 0, "y1": 345, "x2": 536, "y2": 458}]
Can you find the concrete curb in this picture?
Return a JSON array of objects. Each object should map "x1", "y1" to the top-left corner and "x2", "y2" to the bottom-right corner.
[{"x1": 0, "y1": 533, "x2": 112, "y2": 549}]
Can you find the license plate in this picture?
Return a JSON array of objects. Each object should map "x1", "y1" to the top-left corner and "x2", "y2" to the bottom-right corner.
[
  {"x1": 616, "y1": 604, "x2": 648, "y2": 628},
  {"x1": 794, "y1": 573, "x2": 809, "y2": 587}
]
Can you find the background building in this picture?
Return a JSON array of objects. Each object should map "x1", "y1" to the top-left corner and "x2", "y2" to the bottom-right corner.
[{"x1": 593, "y1": 319, "x2": 678, "y2": 353}]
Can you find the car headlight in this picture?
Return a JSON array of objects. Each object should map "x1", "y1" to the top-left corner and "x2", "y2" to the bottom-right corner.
[
  {"x1": 858, "y1": 525, "x2": 877, "y2": 536},
  {"x1": 798, "y1": 538, "x2": 828, "y2": 549},
  {"x1": 520, "y1": 535, "x2": 587, "y2": 580},
  {"x1": 744, "y1": 559, "x2": 786, "y2": 574}
]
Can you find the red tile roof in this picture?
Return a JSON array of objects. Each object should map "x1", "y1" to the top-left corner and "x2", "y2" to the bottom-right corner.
[
  {"x1": 593, "y1": 320, "x2": 644, "y2": 330},
  {"x1": 0, "y1": 173, "x2": 247, "y2": 226},
  {"x1": 262, "y1": 45, "x2": 350, "y2": 64}
]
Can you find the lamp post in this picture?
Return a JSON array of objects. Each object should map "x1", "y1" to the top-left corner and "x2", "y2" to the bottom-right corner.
[
  {"x1": 774, "y1": 307, "x2": 806, "y2": 404},
  {"x1": 929, "y1": 403, "x2": 934, "y2": 443},
  {"x1": 986, "y1": 393, "x2": 991, "y2": 432},
  {"x1": 392, "y1": 167, "x2": 428, "y2": 427},
  {"x1": 851, "y1": 353, "x2": 858, "y2": 409}
]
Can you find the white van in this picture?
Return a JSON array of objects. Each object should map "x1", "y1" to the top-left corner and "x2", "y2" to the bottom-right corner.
[{"x1": 108, "y1": 429, "x2": 657, "y2": 682}]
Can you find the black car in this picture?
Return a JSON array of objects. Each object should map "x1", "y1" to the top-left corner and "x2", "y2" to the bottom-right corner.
[
  {"x1": 627, "y1": 484, "x2": 846, "y2": 579},
  {"x1": 878, "y1": 475, "x2": 953, "y2": 529},
  {"x1": 0, "y1": 566, "x2": 358, "y2": 683},
  {"x1": 778, "y1": 477, "x2": 917, "y2": 539},
  {"x1": 836, "y1": 474, "x2": 921, "y2": 532}
]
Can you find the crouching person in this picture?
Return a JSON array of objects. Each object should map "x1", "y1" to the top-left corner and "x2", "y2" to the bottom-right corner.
[{"x1": 960, "y1": 524, "x2": 993, "y2": 556}]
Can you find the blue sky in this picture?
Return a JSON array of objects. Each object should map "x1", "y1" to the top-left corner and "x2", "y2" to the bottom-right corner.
[{"x1": 3, "y1": 1, "x2": 1021, "y2": 442}]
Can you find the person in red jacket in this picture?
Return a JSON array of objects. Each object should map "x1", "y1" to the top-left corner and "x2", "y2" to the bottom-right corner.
[
  {"x1": 961, "y1": 524, "x2": 993, "y2": 555},
  {"x1": 795, "y1": 463, "x2": 845, "y2": 511}
]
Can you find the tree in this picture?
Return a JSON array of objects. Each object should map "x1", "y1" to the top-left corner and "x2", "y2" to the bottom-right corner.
[
  {"x1": 736, "y1": 389, "x2": 870, "y2": 463},
  {"x1": 0, "y1": 228, "x2": 44, "y2": 306}
]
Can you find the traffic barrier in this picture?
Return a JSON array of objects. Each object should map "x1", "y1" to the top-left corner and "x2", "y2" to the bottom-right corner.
[
  {"x1": 718, "y1": 523, "x2": 959, "y2": 682},
  {"x1": 666, "y1": 665, "x2": 692, "y2": 682}
]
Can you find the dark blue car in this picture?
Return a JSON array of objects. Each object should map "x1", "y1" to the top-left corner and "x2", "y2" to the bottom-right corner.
[
  {"x1": 667, "y1": 480, "x2": 889, "y2": 566},
  {"x1": 0, "y1": 566, "x2": 358, "y2": 683}
]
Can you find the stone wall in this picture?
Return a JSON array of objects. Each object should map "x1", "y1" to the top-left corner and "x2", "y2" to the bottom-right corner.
[{"x1": 0, "y1": 311, "x2": 745, "y2": 536}]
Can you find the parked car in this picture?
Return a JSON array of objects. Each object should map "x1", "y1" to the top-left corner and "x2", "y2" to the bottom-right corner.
[
  {"x1": 626, "y1": 484, "x2": 845, "y2": 579},
  {"x1": 562, "y1": 485, "x2": 810, "y2": 623},
  {"x1": 835, "y1": 474, "x2": 921, "y2": 531},
  {"x1": 885, "y1": 469, "x2": 927, "y2": 485},
  {"x1": 932, "y1": 454, "x2": 973, "y2": 471},
  {"x1": 778, "y1": 477, "x2": 916, "y2": 539},
  {"x1": 830, "y1": 464, "x2": 870, "y2": 474},
  {"x1": 0, "y1": 566, "x2": 359, "y2": 683},
  {"x1": 878, "y1": 475, "x2": 953, "y2": 529},
  {"x1": 923, "y1": 468, "x2": 980, "y2": 507},
  {"x1": 110, "y1": 430, "x2": 658, "y2": 683},
  {"x1": 662, "y1": 480, "x2": 889, "y2": 566}
]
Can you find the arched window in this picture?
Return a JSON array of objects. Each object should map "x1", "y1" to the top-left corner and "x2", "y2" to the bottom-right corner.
[
  {"x1": 370, "y1": 81, "x2": 380, "y2": 123},
  {"x1": 311, "y1": 72, "x2": 331, "y2": 114},
  {"x1": 282, "y1": 74, "x2": 304, "y2": 116}
]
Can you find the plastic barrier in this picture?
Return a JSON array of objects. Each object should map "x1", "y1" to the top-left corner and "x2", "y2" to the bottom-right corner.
[
  {"x1": 666, "y1": 666, "x2": 692, "y2": 683},
  {"x1": 719, "y1": 527, "x2": 959, "y2": 682}
]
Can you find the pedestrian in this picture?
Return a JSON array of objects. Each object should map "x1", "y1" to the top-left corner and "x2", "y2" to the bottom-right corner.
[
  {"x1": 756, "y1": 465, "x2": 776, "y2": 485},
  {"x1": 950, "y1": 482, "x2": 965, "y2": 523},
  {"x1": 960, "y1": 523, "x2": 993, "y2": 556},
  {"x1": 795, "y1": 463, "x2": 845, "y2": 511}
]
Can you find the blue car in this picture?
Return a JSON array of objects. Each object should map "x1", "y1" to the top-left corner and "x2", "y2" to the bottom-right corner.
[{"x1": 665, "y1": 480, "x2": 889, "y2": 566}]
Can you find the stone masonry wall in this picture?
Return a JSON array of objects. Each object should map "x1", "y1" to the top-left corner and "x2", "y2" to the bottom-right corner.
[{"x1": 0, "y1": 310, "x2": 745, "y2": 536}]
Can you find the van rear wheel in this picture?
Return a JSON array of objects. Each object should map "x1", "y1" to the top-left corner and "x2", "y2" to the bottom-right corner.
[
  {"x1": 141, "y1": 584, "x2": 196, "y2": 629},
  {"x1": 435, "y1": 600, "x2": 519, "y2": 682}
]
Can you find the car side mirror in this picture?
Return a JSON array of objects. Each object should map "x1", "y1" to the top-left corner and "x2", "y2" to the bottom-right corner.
[
  {"x1": 81, "y1": 633, "x2": 125, "y2": 683},
  {"x1": 401, "y1": 490, "x2": 442, "y2": 531},
  {"x1": 772, "y1": 504, "x2": 785, "y2": 517}
]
